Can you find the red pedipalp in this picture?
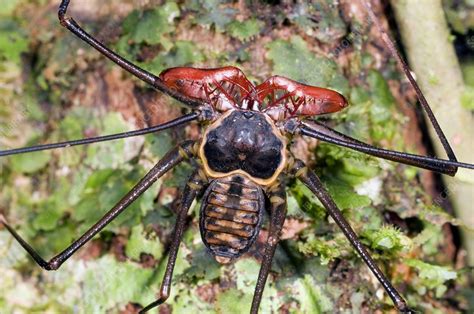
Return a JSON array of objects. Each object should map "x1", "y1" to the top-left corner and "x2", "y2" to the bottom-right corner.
[
  {"x1": 257, "y1": 76, "x2": 348, "y2": 120},
  {"x1": 159, "y1": 66, "x2": 256, "y2": 111},
  {"x1": 160, "y1": 67, "x2": 348, "y2": 120}
]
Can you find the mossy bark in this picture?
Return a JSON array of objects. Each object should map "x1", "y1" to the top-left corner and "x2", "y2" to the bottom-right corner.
[
  {"x1": 391, "y1": 0, "x2": 474, "y2": 266},
  {"x1": 0, "y1": 1, "x2": 471, "y2": 313}
]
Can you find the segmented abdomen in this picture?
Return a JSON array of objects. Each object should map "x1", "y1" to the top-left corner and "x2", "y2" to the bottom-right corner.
[{"x1": 200, "y1": 175, "x2": 264, "y2": 264}]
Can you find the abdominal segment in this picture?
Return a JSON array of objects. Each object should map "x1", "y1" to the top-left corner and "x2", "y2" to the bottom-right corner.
[{"x1": 200, "y1": 175, "x2": 264, "y2": 264}]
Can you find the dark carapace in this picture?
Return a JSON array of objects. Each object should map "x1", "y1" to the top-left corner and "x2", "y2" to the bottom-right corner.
[
  {"x1": 198, "y1": 109, "x2": 286, "y2": 263},
  {"x1": 170, "y1": 67, "x2": 346, "y2": 265}
]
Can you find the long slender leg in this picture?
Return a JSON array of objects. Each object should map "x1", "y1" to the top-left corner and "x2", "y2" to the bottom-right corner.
[
  {"x1": 140, "y1": 169, "x2": 207, "y2": 313},
  {"x1": 0, "y1": 113, "x2": 199, "y2": 157},
  {"x1": 298, "y1": 123, "x2": 474, "y2": 175},
  {"x1": 295, "y1": 2, "x2": 474, "y2": 178},
  {"x1": 250, "y1": 179, "x2": 287, "y2": 314},
  {"x1": 291, "y1": 160, "x2": 413, "y2": 313},
  {"x1": 0, "y1": 141, "x2": 196, "y2": 271},
  {"x1": 57, "y1": 0, "x2": 203, "y2": 108},
  {"x1": 361, "y1": 0, "x2": 457, "y2": 163}
]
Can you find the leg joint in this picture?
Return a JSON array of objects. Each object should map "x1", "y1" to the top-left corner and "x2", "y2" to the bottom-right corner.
[
  {"x1": 159, "y1": 289, "x2": 170, "y2": 302},
  {"x1": 58, "y1": 0, "x2": 70, "y2": 22},
  {"x1": 179, "y1": 140, "x2": 197, "y2": 160},
  {"x1": 46, "y1": 258, "x2": 61, "y2": 271},
  {"x1": 288, "y1": 158, "x2": 306, "y2": 178}
]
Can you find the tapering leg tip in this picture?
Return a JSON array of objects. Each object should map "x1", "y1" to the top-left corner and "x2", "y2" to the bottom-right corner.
[{"x1": 139, "y1": 297, "x2": 168, "y2": 314}]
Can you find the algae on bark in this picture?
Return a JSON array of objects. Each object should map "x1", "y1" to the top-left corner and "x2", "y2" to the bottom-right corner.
[
  {"x1": 391, "y1": 0, "x2": 474, "y2": 266},
  {"x1": 0, "y1": 0, "x2": 471, "y2": 312}
]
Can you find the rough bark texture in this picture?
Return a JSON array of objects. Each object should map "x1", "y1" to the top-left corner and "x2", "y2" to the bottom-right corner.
[
  {"x1": 0, "y1": 0, "x2": 472, "y2": 313},
  {"x1": 391, "y1": 0, "x2": 474, "y2": 266}
]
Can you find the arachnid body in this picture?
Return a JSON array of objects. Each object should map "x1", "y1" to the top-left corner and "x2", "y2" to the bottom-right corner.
[{"x1": 1, "y1": 1, "x2": 473, "y2": 313}]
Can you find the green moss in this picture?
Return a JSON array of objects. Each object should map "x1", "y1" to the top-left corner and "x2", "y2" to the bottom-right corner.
[
  {"x1": 297, "y1": 234, "x2": 342, "y2": 265},
  {"x1": 190, "y1": 0, "x2": 237, "y2": 31},
  {"x1": 9, "y1": 150, "x2": 51, "y2": 173},
  {"x1": 443, "y1": 0, "x2": 474, "y2": 34},
  {"x1": 406, "y1": 259, "x2": 457, "y2": 298},
  {"x1": 293, "y1": 275, "x2": 333, "y2": 313},
  {"x1": 362, "y1": 225, "x2": 412, "y2": 255},
  {"x1": 290, "y1": 181, "x2": 326, "y2": 220},
  {"x1": 0, "y1": 0, "x2": 468, "y2": 312},
  {"x1": 462, "y1": 60, "x2": 474, "y2": 87},
  {"x1": 118, "y1": 2, "x2": 180, "y2": 48},
  {"x1": 0, "y1": 21, "x2": 27, "y2": 65},
  {"x1": 146, "y1": 40, "x2": 205, "y2": 73},
  {"x1": 216, "y1": 288, "x2": 252, "y2": 314},
  {"x1": 234, "y1": 258, "x2": 281, "y2": 312},
  {"x1": 32, "y1": 206, "x2": 62, "y2": 231},
  {"x1": 82, "y1": 256, "x2": 156, "y2": 313},
  {"x1": 413, "y1": 223, "x2": 446, "y2": 256},
  {"x1": 461, "y1": 86, "x2": 474, "y2": 110},
  {"x1": 227, "y1": 19, "x2": 263, "y2": 42},
  {"x1": 289, "y1": 1, "x2": 347, "y2": 44},
  {"x1": 367, "y1": 70, "x2": 397, "y2": 141},
  {"x1": 266, "y1": 36, "x2": 349, "y2": 94},
  {"x1": 125, "y1": 224, "x2": 164, "y2": 261},
  {"x1": 0, "y1": 0, "x2": 20, "y2": 16}
]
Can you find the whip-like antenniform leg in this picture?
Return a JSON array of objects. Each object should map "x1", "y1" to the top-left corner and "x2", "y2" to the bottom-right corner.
[
  {"x1": 0, "y1": 113, "x2": 199, "y2": 157},
  {"x1": 250, "y1": 180, "x2": 287, "y2": 314},
  {"x1": 285, "y1": 1, "x2": 474, "y2": 176},
  {"x1": 292, "y1": 160, "x2": 413, "y2": 313},
  {"x1": 0, "y1": 141, "x2": 196, "y2": 271},
  {"x1": 361, "y1": 1, "x2": 457, "y2": 166},
  {"x1": 298, "y1": 122, "x2": 474, "y2": 175},
  {"x1": 140, "y1": 170, "x2": 207, "y2": 313},
  {"x1": 58, "y1": 0, "x2": 204, "y2": 108}
]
